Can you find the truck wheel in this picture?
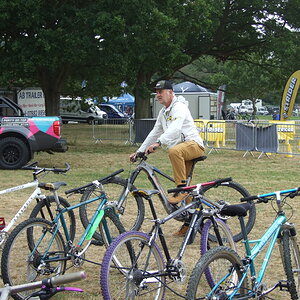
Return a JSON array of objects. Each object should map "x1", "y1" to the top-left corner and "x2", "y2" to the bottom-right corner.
[
  {"x1": 0, "y1": 137, "x2": 30, "y2": 169},
  {"x1": 87, "y1": 117, "x2": 94, "y2": 125}
]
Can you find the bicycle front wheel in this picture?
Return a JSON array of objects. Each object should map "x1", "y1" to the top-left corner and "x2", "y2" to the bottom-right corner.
[
  {"x1": 79, "y1": 176, "x2": 145, "y2": 241},
  {"x1": 281, "y1": 229, "x2": 300, "y2": 300},
  {"x1": 100, "y1": 231, "x2": 165, "y2": 300},
  {"x1": 30, "y1": 196, "x2": 76, "y2": 241},
  {"x1": 1, "y1": 218, "x2": 66, "y2": 300},
  {"x1": 186, "y1": 246, "x2": 247, "y2": 299},
  {"x1": 200, "y1": 217, "x2": 236, "y2": 254},
  {"x1": 200, "y1": 180, "x2": 255, "y2": 242}
]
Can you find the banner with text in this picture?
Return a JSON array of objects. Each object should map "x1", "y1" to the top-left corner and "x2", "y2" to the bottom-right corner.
[
  {"x1": 17, "y1": 89, "x2": 45, "y2": 116},
  {"x1": 280, "y1": 70, "x2": 300, "y2": 120}
]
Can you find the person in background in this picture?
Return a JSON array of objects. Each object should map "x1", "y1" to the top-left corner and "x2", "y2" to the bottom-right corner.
[{"x1": 129, "y1": 80, "x2": 205, "y2": 236}]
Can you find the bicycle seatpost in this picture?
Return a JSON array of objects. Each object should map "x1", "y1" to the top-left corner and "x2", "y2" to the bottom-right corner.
[{"x1": 186, "y1": 156, "x2": 207, "y2": 186}]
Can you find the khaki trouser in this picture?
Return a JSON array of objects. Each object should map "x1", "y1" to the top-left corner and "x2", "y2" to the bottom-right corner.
[{"x1": 168, "y1": 141, "x2": 205, "y2": 186}]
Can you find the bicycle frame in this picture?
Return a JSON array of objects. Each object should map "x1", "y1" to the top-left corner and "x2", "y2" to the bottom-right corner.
[
  {"x1": 0, "y1": 180, "x2": 45, "y2": 245},
  {"x1": 213, "y1": 188, "x2": 297, "y2": 299},
  {"x1": 116, "y1": 159, "x2": 176, "y2": 216},
  {"x1": 137, "y1": 190, "x2": 226, "y2": 276},
  {"x1": 36, "y1": 190, "x2": 113, "y2": 263}
]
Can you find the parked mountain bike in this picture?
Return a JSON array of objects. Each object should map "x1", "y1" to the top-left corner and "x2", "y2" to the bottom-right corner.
[
  {"x1": 80, "y1": 152, "x2": 255, "y2": 243},
  {"x1": 0, "y1": 162, "x2": 74, "y2": 248},
  {"x1": 99, "y1": 177, "x2": 250, "y2": 299},
  {"x1": 0, "y1": 271, "x2": 86, "y2": 300},
  {"x1": 1, "y1": 169, "x2": 126, "y2": 300},
  {"x1": 186, "y1": 187, "x2": 300, "y2": 300}
]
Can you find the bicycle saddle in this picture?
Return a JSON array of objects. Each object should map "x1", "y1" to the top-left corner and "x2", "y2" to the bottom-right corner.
[
  {"x1": 191, "y1": 156, "x2": 207, "y2": 163},
  {"x1": 38, "y1": 181, "x2": 67, "y2": 191},
  {"x1": 219, "y1": 202, "x2": 251, "y2": 217}
]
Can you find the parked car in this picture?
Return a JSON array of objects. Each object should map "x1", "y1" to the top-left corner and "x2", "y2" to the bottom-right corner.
[
  {"x1": 238, "y1": 105, "x2": 253, "y2": 114},
  {"x1": 99, "y1": 104, "x2": 129, "y2": 124},
  {"x1": 60, "y1": 97, "x2": 107, "y2": 124},
  {"x1": 0, "y1": 96, "x2": 67, "y2": 169},
  {"x1": 256, "y1": 106, "x2": 269, "y2": 115}
]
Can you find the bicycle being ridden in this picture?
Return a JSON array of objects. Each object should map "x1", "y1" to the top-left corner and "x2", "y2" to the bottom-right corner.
[
  {"x1": 100, "y1": 178, "x2": 250, "y2": 299},
  {"x1": 80, "y1": 151, "x2": 255, "y2": 244},
  {"x1": 186, "y1": 187, "x2": 300, "y2": 300}
]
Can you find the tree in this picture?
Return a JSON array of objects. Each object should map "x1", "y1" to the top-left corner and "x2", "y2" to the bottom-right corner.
[
  {"x1": 111, "y1": 0, "x2": 300, "y2": 118},
  {"x1": 0, "y1": 0, "x2": 125, "y2": 115},
  {"x1": 1, "y1": 0, "x2": 300, "y2": 117}
]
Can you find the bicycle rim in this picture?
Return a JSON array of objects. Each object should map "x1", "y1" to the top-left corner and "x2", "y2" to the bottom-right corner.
[
  {"x1": 1, "y1": 218, "x2": 66, "y2": 300},
  {"x1": 186, "y1": 246, "x2": 247, "y2": 299},
  {"x1": 79, "y1": 176, "x2": 145, "y2": 239},
  {"x1": 200, "y1": 218, "x2": 236, "y2": 255},
  {"x1": 200, "y1": 181, "x2": 255, "y2": 242},
  {"x1": 100, "y1": 231, "x2": 165, "y2": 300}
]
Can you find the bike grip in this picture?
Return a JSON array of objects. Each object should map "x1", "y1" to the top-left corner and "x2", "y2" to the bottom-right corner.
[
  {"x1": 50, "y1": 271, "x2": 87, "y2": 287},
  {"x1": 167, "y1": 187, "x2": 183, "y2": 193},
  {"x1": 240, "y1": 195, "x2": 258, "y2": 202},
  {"x1": 213, "y1": 177, "x2": 232, "y2": 184},
  {"x1": 65, "y1": 168, "x2": 124, "y2": 194},
  {"x1": 167, "y1": 185, "x2": 196, "y2": 193},
  {"x1": 100, "y1": 168, "x2": 124, "y2": 182},
  {"x1": 52, "y1": 162, "x2": 71, "y2": 173}
]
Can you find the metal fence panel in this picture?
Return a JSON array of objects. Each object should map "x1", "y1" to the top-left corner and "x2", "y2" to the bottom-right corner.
[
  {"x1": 92, "y1": 118, "x2": 132, "y2": 143},
  {"x1": 91, "y1": 118, "x2": 300, "y2": 157}
]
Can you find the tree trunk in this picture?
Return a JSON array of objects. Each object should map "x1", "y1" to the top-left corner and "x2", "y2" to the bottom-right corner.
[
  {"x1": 133, "y1": 72, "x2": 152, "y2": 119},
  {"x1": 36, "y1": 66, "x2": 70, "y2": 116}
]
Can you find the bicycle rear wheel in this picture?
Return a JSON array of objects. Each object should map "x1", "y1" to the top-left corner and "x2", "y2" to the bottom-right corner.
[
  {"x1": 281, "y1": 229, "x2": 300, "y2": 300},
  {"x1": 30, "y1": 196, "x2": 76, "y2": 241},
  {"x1": 1, "y1": 218, "x2": 66, "y2": 300},
  {"x1": 100, "y1": 231, "x2": 165, "y2": 300},
  {"x1": 200, "y1": 217, "x2": 236, "y2": 254},
  {"x1": 200, "y1": 180, "x2": 255, "y2": 242},
  {"x1": 79, "y1": 176, "x2": 145, "y2": 242},
  {"x1": 186, "y1": 246, "x2": 247, "y2": 299}
]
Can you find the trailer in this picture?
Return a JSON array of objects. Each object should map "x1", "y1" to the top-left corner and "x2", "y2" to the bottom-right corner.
[{"x1": 152, "y1": 91, "x2": 218, "y2": 120}]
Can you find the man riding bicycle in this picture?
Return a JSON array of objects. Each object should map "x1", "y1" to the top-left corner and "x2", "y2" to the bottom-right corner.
[{"x1": 129, "y1": 80, "x2": 205, "y2": 235}]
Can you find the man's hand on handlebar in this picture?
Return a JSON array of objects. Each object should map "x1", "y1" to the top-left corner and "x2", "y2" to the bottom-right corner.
[
  {"x1": 129, "y1": 152, "x2": 138, "y2": 162},
  {"x1": 146, "y1": 142, "x2": 160, "y2": 154}
]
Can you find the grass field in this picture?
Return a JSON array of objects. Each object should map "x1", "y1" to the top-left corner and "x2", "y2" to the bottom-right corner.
[{"x1": 1, "y1": 123, "x2": 300, "y2": 299}]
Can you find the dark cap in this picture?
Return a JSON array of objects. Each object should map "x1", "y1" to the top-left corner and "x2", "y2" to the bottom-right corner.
[{"x1": 154, "y1": 80, "x2": 173, "y2": 90}]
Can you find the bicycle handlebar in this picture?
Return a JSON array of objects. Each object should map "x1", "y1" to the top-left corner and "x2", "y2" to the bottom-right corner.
[
  {"x1": 240, "y1": 187, "x2": 300, "y2": 202},
  {"x1": 0, "y1": 271, "x2": 86, "y2": 299},
  {"x1": 65, "y1": 168, "x2": 124, "y2": 195},
  {"x1": 22, "y1": 162, "x2": 71, "y2": 174},
  {"x1": 167, "y1": 177, "x2": 232, "y2": 194},
  {"x1": 47, "y1": 271, "x2": 87, "y2": 287}
]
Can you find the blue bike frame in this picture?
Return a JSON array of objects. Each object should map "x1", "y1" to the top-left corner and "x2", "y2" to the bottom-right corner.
[{"x1": 209, "y1": 187, "x2": 298, "y2": 299}]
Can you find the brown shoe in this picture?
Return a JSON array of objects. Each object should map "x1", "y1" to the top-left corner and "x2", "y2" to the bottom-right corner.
[
  {"x1": 169, "y1": 192, "x2": 189, "y2": 204},
  {"x1": 173, "y1": 224, "x2": 189, "y2": 237}
]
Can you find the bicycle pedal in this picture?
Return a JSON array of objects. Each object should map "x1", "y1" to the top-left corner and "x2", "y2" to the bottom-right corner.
[
  {"x1": 91, "y1": 239, "x2": 104, "y2": 246},
  {"x1": 278, "y1": 280, "x2": 289, "y2": 291}
]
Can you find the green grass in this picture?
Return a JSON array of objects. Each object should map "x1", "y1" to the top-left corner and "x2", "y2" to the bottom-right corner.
[{"x1": 1, "y1": 123, "x2": 300, "y2": 299}]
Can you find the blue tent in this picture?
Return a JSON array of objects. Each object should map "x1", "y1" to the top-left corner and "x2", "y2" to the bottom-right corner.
[{"x1": 106, "y1": 93, "x2": 135, "y2": 116}]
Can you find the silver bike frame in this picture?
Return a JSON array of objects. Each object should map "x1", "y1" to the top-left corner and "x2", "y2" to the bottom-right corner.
[{"x1": 0, "y1": 181, "x2": 46, "y2": 245}]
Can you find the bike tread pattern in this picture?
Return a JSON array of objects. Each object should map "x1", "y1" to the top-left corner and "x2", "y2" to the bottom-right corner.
[{"x1": 282, "y1": 229, "x2": 300, "y2": 300}]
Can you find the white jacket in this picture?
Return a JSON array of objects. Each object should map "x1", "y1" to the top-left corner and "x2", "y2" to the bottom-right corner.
[{"x1": 138, "y1": 95, "x2": 204, "y2": 152}]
